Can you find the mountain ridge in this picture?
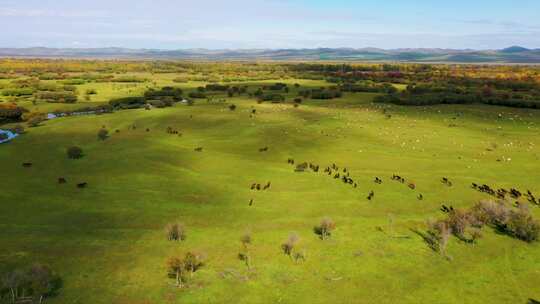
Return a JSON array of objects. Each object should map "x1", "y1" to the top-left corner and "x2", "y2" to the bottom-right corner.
[{"x1": 0, "y1": 46, "x2": 539, "y2": 63}]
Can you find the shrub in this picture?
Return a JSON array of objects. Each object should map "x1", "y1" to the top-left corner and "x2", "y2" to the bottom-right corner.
[
  {"x1": 144, "y1": 87, "x2": 183, "y2": 101},
  {"x1": 1, "y1": 263, "x2": 61, "y2": 303},
  {"x1": 35, "y1": 91, "x2": 78, "y2": 103},
  {"x1": 109, "y1": 97, "x2": 146, "y2": 109},
  {"x1": 229, "y1": 104, "x2": 237, "y2": 111},
  {"x1": 426, "y1": 220, "x2": 451, "y2": 256},
  {"x1": 506, "y1": 205, "x2": 540, "y2": 242},
  {"x1": 188, "y1": 92, "x2": 206, "y2": 99},
  {"x1": 167, "y1": 256, "x2": 185, "y2": 287},
  {"x1": 67, "y1": 146, "x2": 83, "y2": 159},
  {"x1": 24, "y1": 112, "x2": 46, "y2": 127},
  {"x1": 314, "y1": 218, "x2": 335, "y2": 240},
  {"x1": 471, "y1": 200, "x2": 510, "y2": 227},
  {"x1": 97, "y1": 128, "x2": 109, "y2": 141},
  {"x1": 166, "y1": 222, "x2": 186, "y2": 241},
  {"x1": 0, "y1": 103, "x2": 27, "y2": 122},
  {"x1": 183, "y1": 251, "x2": 205, "y2": 277},
  {"x1": 281, "y1": 233, "x2": 299, "y2": 257},
  {"x1": 238, "y1": 233, "x2": 253, "y2": 269}
]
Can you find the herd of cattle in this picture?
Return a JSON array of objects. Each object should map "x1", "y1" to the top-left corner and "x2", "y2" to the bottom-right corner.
[
  {"x1": 471, "y1": 182, "x2": 537, "y2": 205},
  {"x1": 17, "y1": 137, "x2": 538, "y2": 210}
]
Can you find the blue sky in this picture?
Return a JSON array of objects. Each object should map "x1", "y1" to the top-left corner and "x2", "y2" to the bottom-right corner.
[{"x1": 1, "y1": 0, "x2": 539, "y2": 49}]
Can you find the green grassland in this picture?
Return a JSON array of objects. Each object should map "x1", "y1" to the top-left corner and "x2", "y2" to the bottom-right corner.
[{"x1": 1, "y1": 74, "x2": 540, "y2": 304}]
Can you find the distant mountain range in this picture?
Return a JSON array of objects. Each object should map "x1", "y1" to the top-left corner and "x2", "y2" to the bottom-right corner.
[{"x1": 1, "y1": 46, "x2": 540, "y2": 63}]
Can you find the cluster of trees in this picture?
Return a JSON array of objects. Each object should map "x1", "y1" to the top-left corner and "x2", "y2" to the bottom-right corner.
[
  {"x1": 1, "y1": 79, "x2": 79, "y2": 104},
  {"x1": 340, "y1": 81, "x2": 397, "y2": 94},
  {"x1": 375, "y1": 81, "x2": 540, "y2": 109},
  {"x1": 424, "y1": 200, "x2": 540, "y2": 258},
  {"x1": 300, "y1": 88, "x2": 342, "y2": 100},
  {"x1": 0, "y1": 103, "x2": 27, "y2": 123},
  {"x1": 0, "y1": 264, "x2": 61, "y2": 304},
  {"x1": 110, "y1": 87, "x2": 184, "y2": 110}
]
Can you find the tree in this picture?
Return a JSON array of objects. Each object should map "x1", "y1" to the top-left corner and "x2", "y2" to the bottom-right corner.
[
  {"x1": 281, "y1": 233, "x2": 299, "y2": 257},
  {"x1": 97, "y1": 128, "x2": 109, "y2": 141},
  {"x1": 184, "y1": 252, "x2": 205, "y2": 278},
  {"x1": 238, "y1": 233, "x2": 252, "y2": 270},
  {"x1": 314, "y1": 217, "x2": 336, "y2": 240},
  {"x1": 1, "y1": 270, "x2": 24, "y2": 303},
  {"x1": 27, "y1": 264, "x2": 58, "y2": 304},
  {"x1": 165, "y1": 222, "x2": 186, "y2": 242},
  {"x1": 167, "y1": 257, "x2": 185, "y2": 288},
  {"x1": 66, "y1": 146, "x2": 83, "y2": 159},
  {"x1": 167, "y1": 251, "x2": 205, "y2": 288}
]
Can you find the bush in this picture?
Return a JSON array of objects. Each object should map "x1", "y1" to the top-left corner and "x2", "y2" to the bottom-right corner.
[
  {"x1": 229, "y1": 104, "x2": 237, "y2": 111},
  {"x1": 97, "y1": 128, "x2": 109, "y2": 141},
  {"x1": 426, "y1": 220, "x2": 451, "y2": 256},
  {"x1": 35, "y1": 91, "x2": 78, "y2": 103},
  {"x1": 166, "y1": 222, "x2": 186, "y2": 241},
  {"x1": 205, "y1": 84, "x2": 229, "y2": 91},
  {"x1": 144, "y1": 87, "x2": 183, "y2": 101},
  {"x1": 314, "y1": 217, "x2": 335, "y2": 240},
  {"x1": 67, "y1": 146, "x2": 83, "y2": 159},
  {"x1": 188, "y1": 92, "x2": 206, "y2": 99},
  {"x1": 281, "y1": 233, "x2": 299, "y2": 256},
  {"x1": 506, "y1": 205, "x2": 540, "y2": 242},
  {"x1": 109, "y1": 97, "x2": 146, "y2": 109},
  {"x1": 24, "y1": 112, "x2": 46, "y2": 127},
  {"x1": 1, "y1": 263, "x2": 61, "y2": 303},
  {"x1": 259, "y1": 93, "x2": 285, "y2": 102},
  {"x1": 0, "y1": 103, "x2": 27, "y2": 122}
]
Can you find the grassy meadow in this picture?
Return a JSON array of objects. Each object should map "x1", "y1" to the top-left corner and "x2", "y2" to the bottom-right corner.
[{"x1": 1, "y1": 66, "x2": 540, "y2": 304}]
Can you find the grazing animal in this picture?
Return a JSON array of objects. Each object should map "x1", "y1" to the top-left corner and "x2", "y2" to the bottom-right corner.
[
  {"x1": 417, "y1": 194, "x2": 423, "y2": 200},
  {"x1": 22, "y1": 162, "x2": 33, "y2": 168},
  {"x1": 256, "y1": 184, "x2": 261, "y2": 191},
  {"x1": 259, "y1": 147, "x2": 269, "y2": 152},
  {"x1": 471, "y1": 183, "x2": 478, "y2": 189},
  {"x1": 77, "y1": 182, "x2": 87, "y2": 189},
  {"x1": 353, "y1": 183, "x2": 358, "y2": 188},
  {"x1": 249, "y1": 199, "x2": 253, "y2": 206},
  {"x1": 251, "y1": 183, "x2": 257, "y2": 190},
  {"x1": 194, "y1": 147, "x2": 203, "y2": 152},
  {"x1": 408, "y1": 183, "x2": 416, "y2": 190},
  {"x1": 263, "y1": 182, "x2": 271, "y2": 190},
  {"x1": 374, "y1": 177, "x2": 382, "y2": 184},
  {"x1": 441, "y1": 177, "x2": 453, "y2": 187},
  {"x1": 287, "y1": 158, "x2": 295, "y2": 165},
  {"x1": 367, "y1": 191, "x2": 375, "y2": 201},
  {"x1": 510, "y1": 188, "x2": 522, "y2": 199},
  {"x1": 58, "y1": 177, "x2": 67, "y2": 184},
  {"x1": 440, "y1": 205, "x2": 454, "y2": 213}
]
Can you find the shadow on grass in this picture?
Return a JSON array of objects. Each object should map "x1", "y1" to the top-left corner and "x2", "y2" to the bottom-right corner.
[{"x1": 410, "y1": 228, "x2": 438, "y2": 252}]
